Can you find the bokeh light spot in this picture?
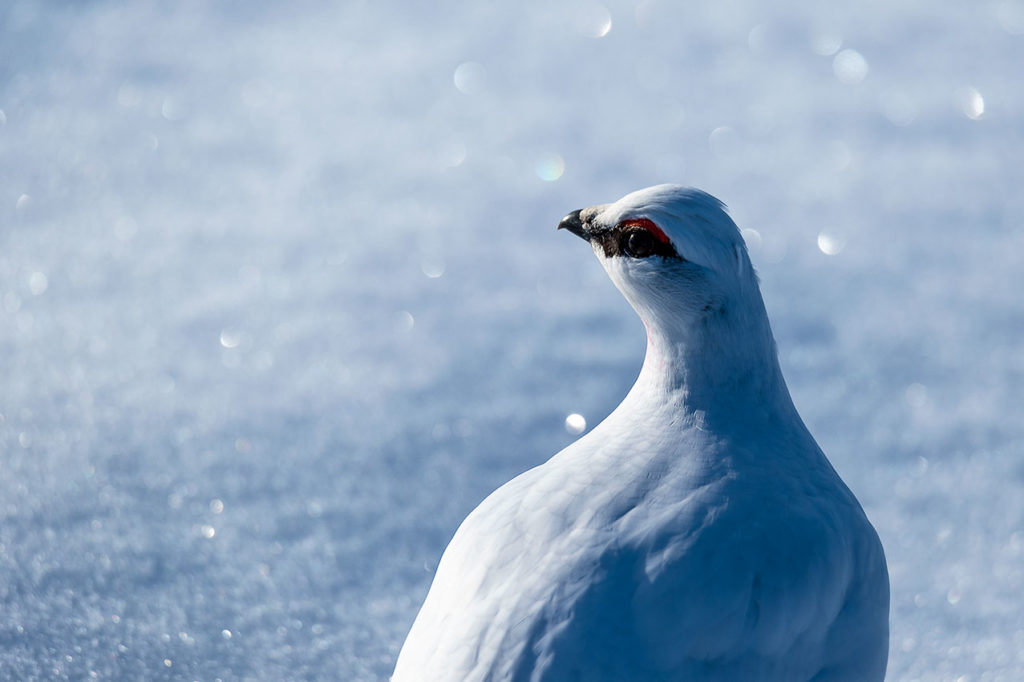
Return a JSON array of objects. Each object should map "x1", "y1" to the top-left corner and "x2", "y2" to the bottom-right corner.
[
  {"x1": 574, "y1": 3, "x2": 612, "y2": 38},
  {"x1": 395, "y1": 310, "x2": 415, "y2": 332},
  {"x1": 811, "y1": 31, "x2": 842, "y2": 56},
  {"x1": 219, "y1": 329, "x2": 241, "y2": 349},
  {"x1": 565, "y1": 413, "x2": 587, "y2": 435},
  {"x1": 741, "y1": 228, "x2": 762, "y2": 253},
  {"x1": 817, "y1": 229, "x2": 846, "y2": 255},
  {"x1": 905, "y1": 383, "x2": 929, "y2": 409},
  {"x1": 958, "y1": 87, "x2": 985, "y2": 120},
  {"x1": 833, "y1": 49, "x2": 868, "y2": 84},
  {"x1": 708, "y1": 126, "x2": 741, "y2": 158},
  {"x1": 4, "y1": 292, "x2": 22, "y2": 313},
  {"x1": 535, "y1": 153, "x2": 565, "y2": 181},
  {"x1": 421, "y1": 257, "x2": 446, "y2": 279},
  {"x1": 117, "y1": 83, "x2": 142, "y2": 107},
  {"x1": 453, "y1": 62, "x2": 486, "y2": 95},
  {"x1": 29, "y1": 272, "x2": 48, "y2": 296}
]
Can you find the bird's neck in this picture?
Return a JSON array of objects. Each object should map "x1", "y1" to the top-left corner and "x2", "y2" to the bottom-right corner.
[{"x1": 625, "y1": 312, "x2": 797, "y2": 432}]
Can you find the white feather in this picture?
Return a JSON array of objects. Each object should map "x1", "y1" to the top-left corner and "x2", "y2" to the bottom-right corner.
[{"x1": 393, "y1": 185, "x2": 889, "y2": 682}]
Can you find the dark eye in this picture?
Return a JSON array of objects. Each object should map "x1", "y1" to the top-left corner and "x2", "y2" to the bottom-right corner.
[{"x1": 624, "y1": 229, "x2": 656, "y2": 258}]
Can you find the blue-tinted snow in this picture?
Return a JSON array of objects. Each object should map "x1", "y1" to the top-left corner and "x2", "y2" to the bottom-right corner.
[{"x1": 1, "y1": 1, "x2": 1022, "y2": 680}]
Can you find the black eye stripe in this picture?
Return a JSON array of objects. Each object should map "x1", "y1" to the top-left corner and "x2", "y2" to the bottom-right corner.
[{"x1": 590, "y1": 225, "x2": 682, "y2": 260}]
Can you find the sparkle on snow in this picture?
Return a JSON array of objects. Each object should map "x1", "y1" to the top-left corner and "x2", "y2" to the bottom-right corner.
[{"x1": 0, "y1": 1, "x2": 1020, "y2": 680}]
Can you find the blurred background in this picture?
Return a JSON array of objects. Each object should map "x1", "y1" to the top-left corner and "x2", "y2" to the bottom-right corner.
[{"x1": 2, "y1": 1, "x2": 1023, "y2": 679}]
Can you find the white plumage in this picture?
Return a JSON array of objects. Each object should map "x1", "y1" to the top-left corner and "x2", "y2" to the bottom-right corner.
[{"x1": 393, "y1": 185, "x2": 889, "y2": 682}]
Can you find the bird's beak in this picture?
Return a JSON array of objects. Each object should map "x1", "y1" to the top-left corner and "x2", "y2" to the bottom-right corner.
[{"x1": 557, "y1": 209, "x2": 590, "y2": 242}]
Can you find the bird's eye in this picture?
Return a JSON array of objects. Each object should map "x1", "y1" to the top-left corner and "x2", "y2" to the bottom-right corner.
[{"x1": 624, "y1": 229, "x2": 656, "y2": 258}]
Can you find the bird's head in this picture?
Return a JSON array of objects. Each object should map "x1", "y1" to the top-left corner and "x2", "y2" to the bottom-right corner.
[
  {"x1": 559, "y1": 184, "x2": 789, "y2": 413},
  {"x1": 559, "y1": 184, "x2": 763, "y2": 344}
]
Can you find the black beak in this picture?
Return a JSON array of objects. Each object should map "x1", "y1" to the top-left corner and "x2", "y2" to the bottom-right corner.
[{"x1": 557, "y1": 209, "x2": 590, "y2": 242}]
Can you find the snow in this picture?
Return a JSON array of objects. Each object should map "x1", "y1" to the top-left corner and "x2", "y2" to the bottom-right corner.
[{"x1": 0, "y1": 1, "x2": 1022, "y2": 680}]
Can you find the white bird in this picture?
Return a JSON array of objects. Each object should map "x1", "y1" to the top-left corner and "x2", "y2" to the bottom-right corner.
[{"x1": 392, "y1": 185, "x2": 889, "y2": 682}]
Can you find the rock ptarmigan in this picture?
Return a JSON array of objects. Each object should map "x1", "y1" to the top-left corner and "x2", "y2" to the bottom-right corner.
[{"x1": 392, "y1": 185, "x2": 889, "y2": 682}]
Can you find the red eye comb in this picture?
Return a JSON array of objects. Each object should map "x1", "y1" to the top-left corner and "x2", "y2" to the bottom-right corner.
[{"x1": 620, "y1": 218, "x2": 671, "y2": 245}]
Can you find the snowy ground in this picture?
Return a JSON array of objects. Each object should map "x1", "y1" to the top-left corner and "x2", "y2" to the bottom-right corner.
[{"x1": 2, "y1": 1, "x2": 1023, "y2": 680}]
